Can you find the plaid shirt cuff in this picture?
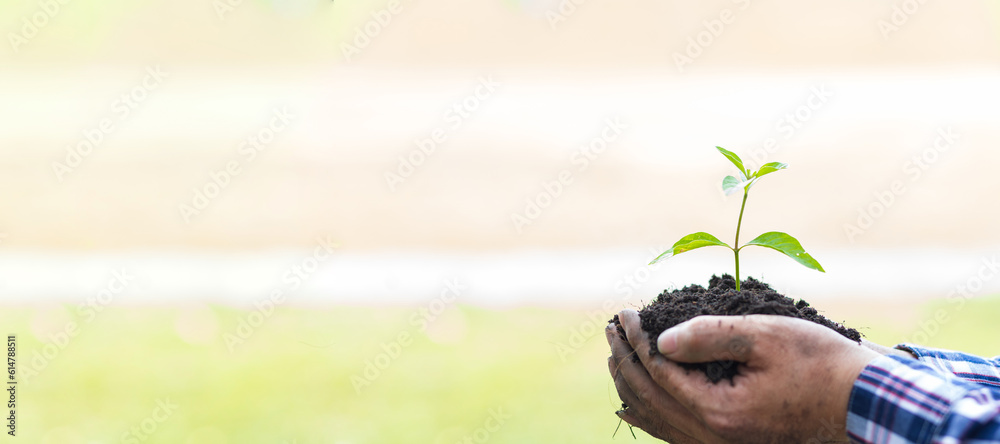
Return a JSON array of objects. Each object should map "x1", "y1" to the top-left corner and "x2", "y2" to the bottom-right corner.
[
  {"x1": 895, "y1": 343, "x2": 1000, "y2": 389},
  {"x1": 847, "y1": 355, "x2": 1000, "y2": 444}
]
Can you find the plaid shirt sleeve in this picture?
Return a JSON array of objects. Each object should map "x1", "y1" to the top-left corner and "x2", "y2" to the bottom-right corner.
[
  {"x1": 895, "y1": 344, "x2": 1000, "y2": 389},
  {"x1": 847, "y1": 353, "x2": 1000, "y2": 444}
]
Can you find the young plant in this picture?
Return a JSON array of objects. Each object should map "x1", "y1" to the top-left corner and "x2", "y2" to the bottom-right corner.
[{"x1": 650, "y1": 147, "x2": 824, "y2": 291}]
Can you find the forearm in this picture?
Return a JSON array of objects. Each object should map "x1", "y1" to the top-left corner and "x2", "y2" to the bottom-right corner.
[{"x1": 847, "y1": 355, "x2": 1000, "y2": 443}]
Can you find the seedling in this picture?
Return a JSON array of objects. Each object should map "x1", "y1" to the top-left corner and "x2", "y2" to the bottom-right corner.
[{"x1": 649, "y1": 147, "x2": 824, "y2": 291}]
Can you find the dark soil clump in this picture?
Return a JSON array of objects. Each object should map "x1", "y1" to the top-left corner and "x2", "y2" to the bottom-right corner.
[{"x1": 612, "y1": 274, "x2": 860, "y2": 384}]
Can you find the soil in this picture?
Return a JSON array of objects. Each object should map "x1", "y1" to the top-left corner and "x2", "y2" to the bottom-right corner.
[{"x1": 611, "y1": 274, "x2": 860, "y2": 384}]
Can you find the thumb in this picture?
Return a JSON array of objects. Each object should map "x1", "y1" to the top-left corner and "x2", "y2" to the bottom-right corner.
[{"x1": 657, "y1": 315, "x2": 761, "y2": 363}]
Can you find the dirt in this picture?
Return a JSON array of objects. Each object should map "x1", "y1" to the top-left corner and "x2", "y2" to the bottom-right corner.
[{"x1": 611, "y1": 274, "x2": 860, "y2": 384}]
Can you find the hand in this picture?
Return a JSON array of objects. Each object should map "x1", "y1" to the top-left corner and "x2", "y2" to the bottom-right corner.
[{"x1": 607, "y1": 310, "x2": 881, "y2": 443}]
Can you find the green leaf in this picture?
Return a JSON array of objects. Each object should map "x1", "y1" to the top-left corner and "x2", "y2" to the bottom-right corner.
[
  {"x1": 716, "y1": 147, "x2": 748, "y2": 179},
  {"x1": 723, "y1": 175, "x2": 758, "y2": 195},
  {"x1": 650, "y1": 232, "x2": 730, "y2": 265},
  {"x1": 754, "y1": 162, "x2": 788, "y2": 179},
  {"x1": 742, "y1": 232, "x2": 825, "y2": 272},
  {"x1": 721, "y1": 175, "x2": 743, "y2": 195}
]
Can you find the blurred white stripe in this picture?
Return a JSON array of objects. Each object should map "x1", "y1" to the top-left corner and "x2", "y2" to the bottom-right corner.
[{"x1": 0, "y1": 247, "x2": 997, "y2": 308}]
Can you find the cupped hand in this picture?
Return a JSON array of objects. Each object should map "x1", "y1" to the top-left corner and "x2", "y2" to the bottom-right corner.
[{"x1": 607, "y1": 310, "x2": 881, "y2": 443}]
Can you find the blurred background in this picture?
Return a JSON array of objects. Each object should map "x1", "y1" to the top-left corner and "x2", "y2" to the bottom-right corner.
[{"x1": 2, "y1": 0, "x2": 1000, "y2": 442}]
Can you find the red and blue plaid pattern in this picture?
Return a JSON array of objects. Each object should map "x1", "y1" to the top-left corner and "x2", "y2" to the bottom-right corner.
[
  {"x1": 898, "y1": 344, "x2": 1000, "y2": 389},
  {"x1": 847, "y1": 346, "x2": 1000, "y2": 443}
]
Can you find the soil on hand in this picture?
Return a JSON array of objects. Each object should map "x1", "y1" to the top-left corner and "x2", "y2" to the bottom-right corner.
[{"x1": 612, "y1": 274, "x2": 860, "y2": 384}]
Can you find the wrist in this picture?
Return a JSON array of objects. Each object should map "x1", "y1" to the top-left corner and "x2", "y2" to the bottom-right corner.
[
  {"x1": 861, "y1": 339, "x2": 917, "y2": 359},
  {"x1": 830, "y1": 344, "x2": 881, "y2": 439}
]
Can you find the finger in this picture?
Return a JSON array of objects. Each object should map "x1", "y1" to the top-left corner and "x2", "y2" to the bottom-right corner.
[
  {"x1": 606, "y1": 324, "x2": 619, "y2": 379},
  {"x1": 617, "y1": 408, "x2": 702, "y2": 444},
  {"x1": 618, "y1": 309, "x2": 662, "y2": 367},
  {"x1": 609, "y1": 323, "x2": 658, "y2": 410},
  {"x1": 614, "y1": 366, "x2": 705, "y2": 440},
  {"x1": 619, "y1": 310, "x2": 750, "y2": 419},
  {"x1": 612, "y1": 361, "x2": 643, "y2": 409},
  {"x1": 615, "y1": 376, "x2": 712, "y2": 444},
  {"x1": 656, "y1": 315, "x2": 763, "y2": 364},
  {"x1": 609, "y1": 326, "x2": 640, "y2": 401},
  {"x1": 610, "y1": 325, "x2": 712, "y2": 441},
  {"x1": 617, "y1": 309, "x2": 703, "y2": 400},
  {"x1": 619, "y1": 309, "x2": 699, "y2": 387},
  {"x1": 614, "y1": 380, "x2": 697, "y2": 443}
]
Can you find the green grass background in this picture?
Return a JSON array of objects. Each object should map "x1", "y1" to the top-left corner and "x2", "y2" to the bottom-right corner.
[{"x1": 3, "y1": 295, "x2": 998, "y2": 443}]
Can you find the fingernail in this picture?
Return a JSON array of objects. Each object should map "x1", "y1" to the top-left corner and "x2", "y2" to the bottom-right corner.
[{"x1": 658, "y1": 329, "x2": 678, "y2": 355}]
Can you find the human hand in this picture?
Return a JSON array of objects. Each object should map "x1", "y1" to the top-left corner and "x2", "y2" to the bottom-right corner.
[{"x1": 607, "y1": 310, "x2": 881, "y2": 443}]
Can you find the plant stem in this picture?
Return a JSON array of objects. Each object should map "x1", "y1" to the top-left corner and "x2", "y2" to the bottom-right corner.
[
  {"x1": 734, "y1": 248, "x2": 740, "y2": 291},
  {"x1": 733, "y1": 190, "x2": 749, "y2": 291}
]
